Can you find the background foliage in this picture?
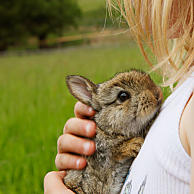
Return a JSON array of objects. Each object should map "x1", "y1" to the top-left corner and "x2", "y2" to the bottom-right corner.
[{"x1": 0, "y1": 0, "x2": 81, "y2": 50}]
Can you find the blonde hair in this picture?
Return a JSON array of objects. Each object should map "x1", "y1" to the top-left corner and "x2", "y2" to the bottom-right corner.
[{"x1": 108, "y1": 0, "x2": 194, "y2": 88}]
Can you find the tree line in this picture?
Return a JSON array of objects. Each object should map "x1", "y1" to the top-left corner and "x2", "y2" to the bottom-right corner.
[{"x1": 0, "y1": 0, "x2": 81, "y2": 51}]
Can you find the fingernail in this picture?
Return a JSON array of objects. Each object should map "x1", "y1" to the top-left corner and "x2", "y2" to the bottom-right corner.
[
  {"x1": 76, "y1": 159, "x2": 81, "y2": 169},
  {"x1": 86, "y1": 123, "x2": 92, "y2": 136},
  {"x1": 88, "y1": 107, "x2": 93, "y2": 113},
  {"x1": 83, "y1": 142, "x2": 91, "y2": 154}
]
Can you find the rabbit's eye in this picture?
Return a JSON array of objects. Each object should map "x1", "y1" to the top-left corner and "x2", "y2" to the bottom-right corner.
[{"x1": 118, "y1": 91, "x2": 130, "y2": 102}]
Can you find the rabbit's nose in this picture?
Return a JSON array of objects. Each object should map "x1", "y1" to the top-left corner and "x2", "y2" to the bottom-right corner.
[{"x1": 156, "y1": 87, "x2": 163, "y2": 105}]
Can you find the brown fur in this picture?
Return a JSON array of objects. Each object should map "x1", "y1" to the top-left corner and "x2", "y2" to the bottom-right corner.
[{"x1": 65, "y1": 70, "x2": 163, "y2": 194}]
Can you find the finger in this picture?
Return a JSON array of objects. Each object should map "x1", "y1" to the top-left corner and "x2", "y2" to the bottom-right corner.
[
  {"x1": 57, "y1": 134, "x2": 96, "y2": 155},
  {"x1": 44, "y1": 171, "x2": 74, "y2": 194},
  {"x1": 55, "y1": 153, "x2": 87, "y2": 170},
  {"x1": 64, "y1": 118, "x2": 96, "y2": 138},
  {"x1": 74, "y1": 101, "x2": 95, "y2": 118}
]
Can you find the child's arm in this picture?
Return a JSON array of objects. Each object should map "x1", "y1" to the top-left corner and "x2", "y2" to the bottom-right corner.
[{"x1": 179, "y1": 92, "x2": 194, "y2": 194}]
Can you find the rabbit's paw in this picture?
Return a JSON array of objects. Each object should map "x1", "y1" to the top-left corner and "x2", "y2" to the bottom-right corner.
[
  {"x1": 64, "y1": 170, "x2": 84, "y2": 193},
  {"x1": 114, "y1": 137, "x2": 144, "y2": 161},
  {"x1": 65, "y1": 181, "x2": 85, "y2": 194}
]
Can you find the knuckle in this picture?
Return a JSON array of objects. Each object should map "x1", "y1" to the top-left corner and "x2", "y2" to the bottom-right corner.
[
  {"x1": 63, "y1": 124, "x2": 67, "y2": 134},
  {"x1": 55, "y1": 154, "x2": 59, "y2": 165},
  {"x1": 63, "y1": 117, "x2": 76, "y2": 134},
  {"x1": 55, "y1": 154, "x2": 60, "y2": 168},
  {"x1": 57, "y1": 135, "x2": 64, "y2": 151},
  {"x1": 74, "y1": 101, "x2": 81, "y2": 115},
  {"x1": 55, "y1": 154, "x2": 64, "y2": 170},
  {"x1": 63, "y1": 119, "x2": 69, "y2": 133},
  {"x1": 68, "y1": 117, "x2": 75, "y2": 124},
  {"x1": 64, "y1": 117, "x2": 74, "y2": 133},
  {"x1": 44, "y1": 171, "x2": 55, "y2": 183}
]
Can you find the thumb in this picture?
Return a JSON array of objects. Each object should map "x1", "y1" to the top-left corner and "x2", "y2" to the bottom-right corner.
[{"x1": 44, "y1": 171, "x2": 74, "y2": 194}]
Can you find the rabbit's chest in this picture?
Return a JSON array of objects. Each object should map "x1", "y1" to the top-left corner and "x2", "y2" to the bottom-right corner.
[
  {"x1": 92, "y1": 129, "x2": 122, "y2": 163},
  {"x1": 88, "y1": 136, "x2": 117, "y2": 170},
  {"x1": 87, "y1": 144, "x2": 132, "y2": 194},
  {"x1": 87, "y1": 130, "x2": 130, "y2": 181}
]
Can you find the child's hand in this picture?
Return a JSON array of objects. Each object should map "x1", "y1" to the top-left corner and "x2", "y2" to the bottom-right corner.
[
  {"x1": 44, "y1": 102, "x2": 96, "y2": 193},
  {"x1": 55, "y1": 101, "x2": 96, "y2": 170}
]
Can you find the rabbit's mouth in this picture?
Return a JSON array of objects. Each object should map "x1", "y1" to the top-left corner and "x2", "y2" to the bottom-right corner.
[
  {"x1": 131, "y1": 104, "x2": 161, "y2": 136},
  {"x1": 129, "y1": 86, "x2": 163, "y2": 136}
]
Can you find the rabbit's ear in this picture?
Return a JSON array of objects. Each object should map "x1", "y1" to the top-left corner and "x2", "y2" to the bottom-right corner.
[{"x1": 66, "y1": 75, "x2": 97, "y2": 106}]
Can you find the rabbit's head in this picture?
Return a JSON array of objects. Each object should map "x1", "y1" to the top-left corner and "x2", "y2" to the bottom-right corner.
[{"x1": 66, "y1": 70, "x2": 163, "y2": 138}]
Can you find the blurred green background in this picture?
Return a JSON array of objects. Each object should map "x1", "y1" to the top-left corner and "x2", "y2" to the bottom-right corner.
[{"x1": 0, "y1": 0, "x2": 170, "y2": 193}]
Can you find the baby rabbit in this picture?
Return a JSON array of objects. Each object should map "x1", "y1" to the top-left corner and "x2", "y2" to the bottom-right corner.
[{"x1": 64, "y1": 69, "x2": 163, "y2": 194}]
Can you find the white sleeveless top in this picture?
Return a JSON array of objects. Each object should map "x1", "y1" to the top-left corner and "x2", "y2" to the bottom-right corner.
[{"x1": 121, "y1": 72, "x2": 194, "y2": 194}]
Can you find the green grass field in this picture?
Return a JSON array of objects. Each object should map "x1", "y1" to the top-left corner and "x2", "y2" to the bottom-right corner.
[
  {"x1": 78, "y1": 0, "x2": 105, "y2": 12},
  {"x1": 0, "y1": 42, "x2": 170, "y2": 193}
]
